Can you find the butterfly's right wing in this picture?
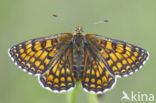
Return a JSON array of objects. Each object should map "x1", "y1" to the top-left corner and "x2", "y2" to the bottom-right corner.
[{"x1": 8, "y1": 33, "x2": 73, "y2": 75}]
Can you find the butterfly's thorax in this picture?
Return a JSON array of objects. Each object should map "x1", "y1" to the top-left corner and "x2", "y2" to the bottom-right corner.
[{"x1": 72, "y1": 32, "x2": 85, "y2": 80}]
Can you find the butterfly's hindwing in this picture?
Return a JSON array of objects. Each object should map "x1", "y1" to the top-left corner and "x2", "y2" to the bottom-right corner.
[
  {"x1": 82, "y1": 44, "x2": 116, "y2": 94},
  {"x1": 39, "y1": 48, "x2": 75, "y2": 92}
]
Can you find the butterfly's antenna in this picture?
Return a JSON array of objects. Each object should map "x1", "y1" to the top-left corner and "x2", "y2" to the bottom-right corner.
[
  {"x1": 52, "y1": 14, "x2": 76, "y2": 29},
  {"x1": 84, "y1": 19, "x2": 109, "y2": 29},
  {"x1": 93, "y1": 19, "x2": 109, "y2": 24}
]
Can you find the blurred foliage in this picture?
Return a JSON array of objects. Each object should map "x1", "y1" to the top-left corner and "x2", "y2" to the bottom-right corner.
[{"x1": 0, "y1": 0, "x2": 156, "y2": 103}]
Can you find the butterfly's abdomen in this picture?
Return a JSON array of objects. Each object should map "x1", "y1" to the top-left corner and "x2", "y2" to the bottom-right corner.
[
  {"x1": 73, "y1": 48, "x2": 84, "y2": 80},
  {"x1": 73, "y1": 33, "x2": 84, "y2": 80}
]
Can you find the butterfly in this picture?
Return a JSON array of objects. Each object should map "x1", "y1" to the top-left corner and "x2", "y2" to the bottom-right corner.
[{"x1": 8, "y1": 26, "x2": 149, "y2": 94}]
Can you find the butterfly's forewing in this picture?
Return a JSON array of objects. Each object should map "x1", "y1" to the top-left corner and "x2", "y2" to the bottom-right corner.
[
  {"x1": 8, "y1": 33, "x2": 73, "y2": 75},
  {"x1": 39, "y1": 47, "x2": 75, "y2": 92},
  {"x1": 85, "y1": 34, "x2": 149, "y2": 77},
  {"x1": 81, "y1": 44, "x2": 116, "y2": 94}
]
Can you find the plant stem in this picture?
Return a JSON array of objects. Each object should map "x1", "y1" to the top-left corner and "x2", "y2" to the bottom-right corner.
[
  {"x1": 66, "y1": 82, "x2": 80, "y2": 103},
  {"x1": 66, "y1": 82, "x2": 98, "y2": 103}
]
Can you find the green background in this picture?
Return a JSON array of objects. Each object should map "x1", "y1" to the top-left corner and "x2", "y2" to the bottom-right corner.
[{"x1": 0, "y1": 0, "x2": 155, "y2": 103}]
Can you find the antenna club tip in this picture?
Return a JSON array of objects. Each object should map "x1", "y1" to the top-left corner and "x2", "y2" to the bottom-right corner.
[
  {"x1": 104, "y1": 19, "x2": 109, "y2": 22},
  {"x1": 52, "y1": 14, "x2": 58, "y2": 18}
]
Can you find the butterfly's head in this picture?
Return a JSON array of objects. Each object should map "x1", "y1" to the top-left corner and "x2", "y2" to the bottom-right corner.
[
  {"x1": 75, "y1": 26, "x2": 84, "y2": 33},
  {"x1": 73, "y1": 26, "x2": 85, "y2": 47}
]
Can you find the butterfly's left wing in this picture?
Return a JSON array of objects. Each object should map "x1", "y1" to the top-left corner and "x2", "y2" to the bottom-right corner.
[
  {"x1": 85, "y1": 34, "x2": 149, "y2": 77},
  {"x1": 8, "y1": 33, "x2": 75, "y2": 92}
]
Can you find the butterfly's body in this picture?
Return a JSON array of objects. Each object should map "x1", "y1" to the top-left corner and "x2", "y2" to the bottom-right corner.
[
  {"x1": 8, "y1": 26, "x2": 149, "y2": 94},
  {"x1": 72, "y1": 33, "x2": 85, "y2": 80}
]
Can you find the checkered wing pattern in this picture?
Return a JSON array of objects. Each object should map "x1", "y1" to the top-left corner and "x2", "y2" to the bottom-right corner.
[
  {"x1": 82, "y1": 44, "x2": 116, "y2": 94},
  {"x1": 8, "y1": 33, "x2": 73, "y2": 75},
  {"x1": 85, "y1": 34, "x2": 149, "y2": 77},
  {"x1": 39, "y1": 48, "x2": 75, "y2": 92}
]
